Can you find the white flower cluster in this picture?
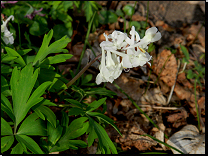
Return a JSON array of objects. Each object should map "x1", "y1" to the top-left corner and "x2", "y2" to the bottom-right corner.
[
  {"x1": 96, "y1": 26, "x2": 161, "y2": 85},
  {"x1": 1, "y1": 15, "x2": 14, "y2": 45}
]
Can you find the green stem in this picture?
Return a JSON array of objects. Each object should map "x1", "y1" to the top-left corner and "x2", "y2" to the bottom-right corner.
[
  {"x1": 194, "y1": 78, "x2": 201, "y2": 131},
  {"x1": 58, "y1": 53, "x2": 102, "y2": 95},
  {"x1": 75, "y1": 12, "x2": 96, "y2": 75}
]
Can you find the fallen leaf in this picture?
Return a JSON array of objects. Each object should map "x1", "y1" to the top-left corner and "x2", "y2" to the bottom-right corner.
[
  {"x1": 167, "y1": 125, "x2": 205, "y2": 154},
  {"x1": 141, "y1": 87, "x2": 167, "y2": 105},
  {"x1": 154, "y1": 123, "x2": 166, "y2": 150},
  {"x1": 177, "y1": 72, "x2": 194, "y2": 89},
  {"x1": 166, "y1": 108, "x2": 188, "y2": 128},
  {"x1": 114, "y1": 121, "x2": 157, "y2": 151},
  {"x1": 155, "y1": 20, "x2": 175, "y2": 32},
  {"x1": 153, "y1": 49, "x2": 178, "y2": 87}
]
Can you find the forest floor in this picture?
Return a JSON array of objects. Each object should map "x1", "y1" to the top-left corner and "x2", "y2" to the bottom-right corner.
[{"x1": 59, "y1": 1, "x2": 205, "y2": 154}]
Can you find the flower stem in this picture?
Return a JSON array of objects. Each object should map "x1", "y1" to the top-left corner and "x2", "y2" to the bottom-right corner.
[{"x1": 58, "y1": 53, "x2": 102, "y2": 95}]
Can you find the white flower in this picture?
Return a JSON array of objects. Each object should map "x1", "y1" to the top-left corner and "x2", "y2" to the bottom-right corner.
[
  {"x1": 2, "y1": 29, "x2": 14, "y2": 44},
  {"x1": 96, "y1": 26, "x2": 161, "y2": 85},
  {"x1": 126, "y1": 27, "x2": 161, "y2": 50},
  {"x1": 1, "y1": 15, "x2": 14, "y2": 45},
  {"x1": 96, "y1": 48, "x2": 123, "y2": 85},
  {"x1": 1, "y1": 15, "x2": 14, "y2": 33},
  {"x1": 122, "y1": 26, "x2": 152, "y2": 68}
]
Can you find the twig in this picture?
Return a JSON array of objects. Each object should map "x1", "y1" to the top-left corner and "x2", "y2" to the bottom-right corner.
[{"x1": 58, "y1": 53, "x2": 102, "y2": 95}]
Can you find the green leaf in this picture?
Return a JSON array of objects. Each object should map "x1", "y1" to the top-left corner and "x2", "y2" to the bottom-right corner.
[
  {"x1": 85, "y1": 87, "x2": 116, "y2": 98},
  {"x1": 50, "y1": 117, "x2": 89, "y2": 152},
  {"x1": 87, "y1": 124, "x2": 98, "y2": 147},
  {"x1": 5, "y1": 47, "x2": 26, "y2": 67},
  {"x1": 88, "y1": 116, "x2": 117, "y2": 154},
  {"x1": 99, "y1": 10, "x2": 118, "y2": 25},
  {"x1": 29, "y1": 20, "x2": 49, "y2": 36},
  {"x1": 15, "y1": 135, "x2": 44, "y2": 154},
  {"x1": 81, "y1": 74, "x2": 93, "y2": 85},
  {"x1": 53, "y1": 24, "x2": 72, "y2": 40},
  {"x1": 42, "y1": 99, "x2": 57, "y2": 106},
  {"x1": 187, "y1": 69, "x2": 194, "y2": 79},
  {"x1": 83, "y1": 1, "x2": 98, "y2": 22},
  {"x1": 147, "y1": 43, "x2": 155, "y2": 53},
  {"x1": 33, "y1": 29, "x2": 70, "y2": 65},
  {"x1": 123, "y1": 5, "x2": 134, "y2": 16},
  {"x1": 68, "y1": 107, "x2": 85, "y2": 116},
  {"x1": 180, "y1": 44, "x2": 189, "y2": 63},
  {"x1": 61, "y1": 111, "x2": 69, "y2": 127},
  {"x1": 63, "y1": 1, "x2": 74, "y2": 11},
  {"x1": 47, "y1": 121, "x2": 63, "y2": 146},
  {"x1": 34, "y1": 108, "x2": 45, "y2": 120},
  {"x1": 1, "y1": 135, "x2": 14, "y2": 153},
  {"x1": 1, "y1": 64, "x2": 13, "y2": 73},
  {"x1": 65, "y1": 99, "x2": 84, "y2": 108},
  {"x1": 1, "y1": 94, "x2": 14, "y2": 121},
  {"x1": 115, "y1": 9, "x2": 124, "y2": 17},
  {"x1": 11, "y1": 143, "x2": 24, "y2": 154},
  {"x1": 87, "y1": 112, "x2": 122, "y2": 136},
  {"x1": 26, "y1": 81, "x2": 52, "y2": 110},
  {"x1": 41, "y1": 54, "x2": 73, "y2": 65},
  {"x1": 1, "y1": 117, "x2": 13, "y2": 135},
  {"x1": 68, "y1": 140, "x2": 87, "y2": 148},
  {"x1": 86, "y1": 98, "x2": 107, "y2": 112},
  {"x1": 10, "y1": 63, "x2": 39, "y2": 127},
  {"x1": 38, "y1": 68, "x2": 67, "y2": 92},
  {"x1": 129, "y1": 21, "x2": 141, "y2": 31},
  {"x1": 1, "y1": 75, "x2": 12, "y2": 96},
  {"x1": 34, "y1": 105, "x2": 56, "y2": 128},
  {"x1": 24, "y1": 55, "x2": 36, "y2": 64},
  {"x1": 17, "y1": 49, "x2": 32, "y2": 56},
  {"x1": 17, "y1": 113, "x2": 47, "y2": 136},
  {"x1": 66, "y1": 117, "x2": 88, "y2": 139},
  {"x1": 1, "y1": 55, "x2": 18, "y2": 63}
]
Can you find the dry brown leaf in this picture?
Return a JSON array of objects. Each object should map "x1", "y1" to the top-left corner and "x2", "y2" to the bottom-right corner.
[
  {"x1": 153, "y1": 49, "x2": 178, "y2": 87},
  {"x1": 112, "y1": 73, "x2": 146, "y2": 101},
  {"x1": 132, "y1": 13, "x2": 146, "y2": 21},
  {"x1": 154, "y1": 123, "x2": 166, "y2": 150},
  {"x1": 174, "y1": 83, "x2": 192, "y2": 100},
  {"x1": 166, "y1": 109, "x2": 188, "y2": 128},
  {"x1": 141, "y1": 87, "x2": 166, "y2": 105},
  {"x1": 177, "y1": 72, "x2": 194, "y2": 89},
  {"x1": 167, "y1": 125, "x2": 205, "y2": 154},
  {"x1": 155, "y1": 20, "x2": 175, "y2": 32},
  {"x1": 115, "y1": 121, "x2": 157, "y2": 151}
]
